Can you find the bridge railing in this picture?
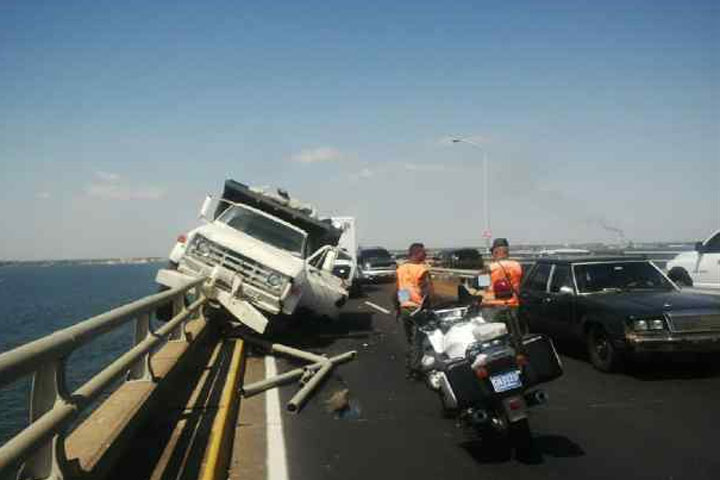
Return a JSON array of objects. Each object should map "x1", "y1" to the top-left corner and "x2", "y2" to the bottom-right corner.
[{"x1": 0, "y1": 277, "x2": 208, "y2": 480}]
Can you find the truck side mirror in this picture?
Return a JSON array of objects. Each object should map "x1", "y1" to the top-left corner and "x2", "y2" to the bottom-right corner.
[
  {"x1": 694, "y1": 241, "x2": 705, "y2": 253},
  {"x1": 199, "y1": 195, "x2": 213, "y2": 220}
]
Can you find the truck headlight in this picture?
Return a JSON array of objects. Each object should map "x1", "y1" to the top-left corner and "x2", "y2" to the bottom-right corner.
[
  {"x1": 266, "y1": 273, "x2": 282, "y2": 288},
  {"x1": 196, "y1": 239, "x2": 211, "y2": 257}
]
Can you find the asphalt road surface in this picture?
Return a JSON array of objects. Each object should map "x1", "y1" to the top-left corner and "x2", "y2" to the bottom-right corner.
[{"x1": 249, "y1": 283, "x2": 720, "y2": 480}]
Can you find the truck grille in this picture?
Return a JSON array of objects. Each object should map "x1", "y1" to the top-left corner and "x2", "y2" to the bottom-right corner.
[
  {"x1": 666, "y1": 312, "x2": 720, "y2": 333},
  {"x1": 188, "y1": 235, "x2": 284, "y2": 294}
]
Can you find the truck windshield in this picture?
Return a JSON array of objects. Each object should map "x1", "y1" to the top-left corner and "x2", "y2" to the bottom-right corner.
[
  {"x1": 573, "y1": 262, "x2": 674, "y2": 293},
  {"x1": 218, "y1": 205, "x2": 306, "y2": 255}
]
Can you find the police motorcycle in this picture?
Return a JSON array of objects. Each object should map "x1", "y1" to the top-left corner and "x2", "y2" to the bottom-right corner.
[{"x1": 415, "y1": 274, "x2": 563, "y2": 457}]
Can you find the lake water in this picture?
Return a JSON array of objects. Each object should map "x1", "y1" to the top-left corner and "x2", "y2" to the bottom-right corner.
[{"x1": 0, "y1": 262, "x2": 165, "y2": 445}]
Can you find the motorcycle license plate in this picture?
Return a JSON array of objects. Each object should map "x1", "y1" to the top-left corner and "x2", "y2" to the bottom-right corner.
[{"x1": 490, "y1": 370, "x2": 522, "y2": 393}]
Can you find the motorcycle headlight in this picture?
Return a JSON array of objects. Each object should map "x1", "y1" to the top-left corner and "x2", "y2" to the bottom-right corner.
[{"x1": 266, "y1": 273, "x2": 282, "y2": 288}]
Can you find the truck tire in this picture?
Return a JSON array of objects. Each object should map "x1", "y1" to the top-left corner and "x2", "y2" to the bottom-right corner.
[
  {"x1": 668, "y1": 267, "x2": 693, "y2": 287},
  {"x1": 586, "y1": 325, "x2": 623, "y2": 372}
]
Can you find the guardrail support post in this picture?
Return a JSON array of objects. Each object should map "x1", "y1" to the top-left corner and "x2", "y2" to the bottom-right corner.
[
  {"x1": 169, "y1": 296, "x2": 188, "y2": 342},
  {"x1": 22, "y1": 360, "x2": 71, "y2": 480},
  {"x1": 128, "y1": 313, "x2": 154, "y2": 381}
]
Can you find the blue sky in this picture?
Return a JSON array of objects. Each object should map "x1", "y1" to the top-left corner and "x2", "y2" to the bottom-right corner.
[{"x1": 0, "y1": 0, "x2": 718, "y2": 260}]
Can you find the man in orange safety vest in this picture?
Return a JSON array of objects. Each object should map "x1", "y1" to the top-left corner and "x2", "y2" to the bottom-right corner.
[{"x1": 394, "y1": 242, "x2": 433, "y2": 378}]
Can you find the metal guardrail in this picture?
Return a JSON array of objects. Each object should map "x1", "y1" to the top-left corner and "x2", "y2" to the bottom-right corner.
[{"x1": 0, "y1": 277, "x2": 208, "y2": 480}]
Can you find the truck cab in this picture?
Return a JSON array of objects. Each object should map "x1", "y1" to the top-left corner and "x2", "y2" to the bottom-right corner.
[{"x1": 666, "y1": 230, "x2": 720, "y2": 290}]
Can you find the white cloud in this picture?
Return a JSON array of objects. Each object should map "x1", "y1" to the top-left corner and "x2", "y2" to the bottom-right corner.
[
  {"x1": 94, "y1": 171, "x2": 121, "y2": 182},
  {"x1": 403, "y1": 162, "x2": 449, "y2": 172},
  {"x1": 35, "y1": 192, "x2": 51, "y2": 199},
  {"x1": 85, "y1": 183, "x2": 165, "y2": 200},
  {"x1": 349, "y1": 167, "x2": 374, "y2": 180},
  {"x1": 290, "y1": 146, "x2": 343, "y2": 164}
]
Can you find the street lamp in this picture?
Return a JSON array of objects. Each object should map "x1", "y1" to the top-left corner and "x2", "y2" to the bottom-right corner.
[{"x1": 450, "y1": 136, "x2": 491, "y2": 248}]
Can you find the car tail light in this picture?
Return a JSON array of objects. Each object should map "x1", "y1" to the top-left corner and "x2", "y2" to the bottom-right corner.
[
  {"x1": 177, "y1": 234, "x2": 187, "y2": 244},
  {"x1": 493, "y1": 278, "x2": 514, "y2": 300}
]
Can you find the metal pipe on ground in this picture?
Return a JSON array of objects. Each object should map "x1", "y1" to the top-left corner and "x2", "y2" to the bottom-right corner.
[
  {"x1": 241, "y1": 336, "x2": 328, "y2": 364},
  {"x1": 241, "y1": 351, "x2": 357, "y2": 398},
  {"x1": 286, "y1": 361, "x2": 333, "y2": 413}
]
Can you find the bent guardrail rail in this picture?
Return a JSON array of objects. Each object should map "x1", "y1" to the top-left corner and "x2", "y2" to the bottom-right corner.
[{"x1": 0, "y1": 277, "x2": 208, "y2": 480}]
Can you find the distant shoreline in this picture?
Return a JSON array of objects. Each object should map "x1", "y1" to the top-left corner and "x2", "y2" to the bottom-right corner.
[{"x1": 0, "y1": 258, "x2": 165, "y2": 267}]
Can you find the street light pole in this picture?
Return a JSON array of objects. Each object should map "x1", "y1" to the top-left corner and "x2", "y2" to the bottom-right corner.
[{"x1": 451, "y1": 137, "x2": 491, "y2": 248}]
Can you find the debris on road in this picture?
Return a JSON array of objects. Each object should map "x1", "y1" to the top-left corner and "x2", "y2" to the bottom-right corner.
[
  {"x1": 238, "y1": 334, "x2": 357, "y2": 414},
  {"x1": 325, "y1": 388, "x2": 351, "y2": 413}
]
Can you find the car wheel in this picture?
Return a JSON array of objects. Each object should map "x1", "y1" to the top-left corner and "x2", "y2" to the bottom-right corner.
[
  {"x1": 667, "y1": 267, "x2": 693, "y2": 288},
  {"x1": 586, "y1": 326, "x2": 622, "y2": 372}
]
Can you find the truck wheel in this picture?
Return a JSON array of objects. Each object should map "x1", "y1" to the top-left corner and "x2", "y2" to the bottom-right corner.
[
  {"x1": 586, "y1": 326, "x2": 622, "y2": 372},
  {"x1": 668, "y1": 267, "x2": 693, "y2": 287}
]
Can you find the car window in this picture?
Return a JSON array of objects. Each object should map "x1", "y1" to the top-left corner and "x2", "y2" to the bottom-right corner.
[
  {"x1": 456, "y1": 249, "x2": 480, "y2": 260},
  {"x1": 361, "y1": 249, "x2": 392, "y2": 261},
  {"x1": 573, "y1": 261, "x2": 673, "y2": 293},
  {"x1": 526, "y1": 263, "x2": 552, "y2": 292},
  {"x1": 549, "y1": 265, "x2": 573, "y2": 293},
  {"x1": 705, "y1": 232, "x2": 720, "y2": 253}
]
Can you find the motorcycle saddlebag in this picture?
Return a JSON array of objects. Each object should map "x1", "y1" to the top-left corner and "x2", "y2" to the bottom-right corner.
[
  {"x1": 444, "y1": 358, "x2": 494, "y2": 409},
  {"x1": 521, "y1": 334, "x2": 563, "y2": 387}
]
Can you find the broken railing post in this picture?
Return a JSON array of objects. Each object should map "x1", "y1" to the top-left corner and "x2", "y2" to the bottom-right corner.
[
  {"x1": 241, "y1": 351, "x2": 356, "y2": 398},
  {"x1": 287, "y1": 361, "x2": 333, "y2": 413},
  {"x1": 238, "y1": 335, "x2": 357, "y2": 413}
]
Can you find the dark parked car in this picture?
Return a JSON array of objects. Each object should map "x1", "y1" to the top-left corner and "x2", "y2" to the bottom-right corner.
[
  {"x1": 357, "y1": 247, "x2": 397, "y2": 283},
  {"x1": 519, "y1": 257, "x2": 720, "y2": 372},
  {"x1": 436, "y1": 248, "x2": 484, "y2": 270}
]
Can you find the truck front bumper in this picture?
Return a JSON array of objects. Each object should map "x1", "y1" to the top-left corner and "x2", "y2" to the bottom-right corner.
[{"x1": 155, "y1": 265, "x2": 285, "y2": 334}]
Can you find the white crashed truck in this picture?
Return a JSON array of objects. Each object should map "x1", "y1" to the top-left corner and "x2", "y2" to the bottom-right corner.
[{"x1": 156, "y1": 180, "x2": 357, "y2": 333}]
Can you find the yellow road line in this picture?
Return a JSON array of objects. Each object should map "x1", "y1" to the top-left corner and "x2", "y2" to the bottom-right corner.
[{"x1": 201, "y1": 339, "x2": 245, "y2": 480}]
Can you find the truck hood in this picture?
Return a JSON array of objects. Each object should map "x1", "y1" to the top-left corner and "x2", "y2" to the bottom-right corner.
[
  {"x1": 194, "y1": 223, "x2": 304, "y2": 278},
  {"x1": 583, "y1": 290, "x2": 720, "y2": 316}
]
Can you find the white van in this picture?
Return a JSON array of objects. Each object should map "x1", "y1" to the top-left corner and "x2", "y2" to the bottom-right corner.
[{"x1": 666, "y1": 230, "x2": 720, "y2": 289}]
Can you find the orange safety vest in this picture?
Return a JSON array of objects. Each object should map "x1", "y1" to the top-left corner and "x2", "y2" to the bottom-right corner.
[
  {"x1": 486, "y1": 260, "x2": 523, "y2": 307},
  {"x1": 396, "y1": 262, "x2": 431, "y2": 308}
]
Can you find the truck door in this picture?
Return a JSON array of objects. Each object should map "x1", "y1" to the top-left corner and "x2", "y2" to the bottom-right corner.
[
  {"x1": 332, "y1": 216, "x2": 358, "y2": 282},
  {"x1": 696, "y1": 232, "x2": 720, "y2": 288},
  {"x1": 305, "y1": 246, "x2": 348, "y2": 318}
]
